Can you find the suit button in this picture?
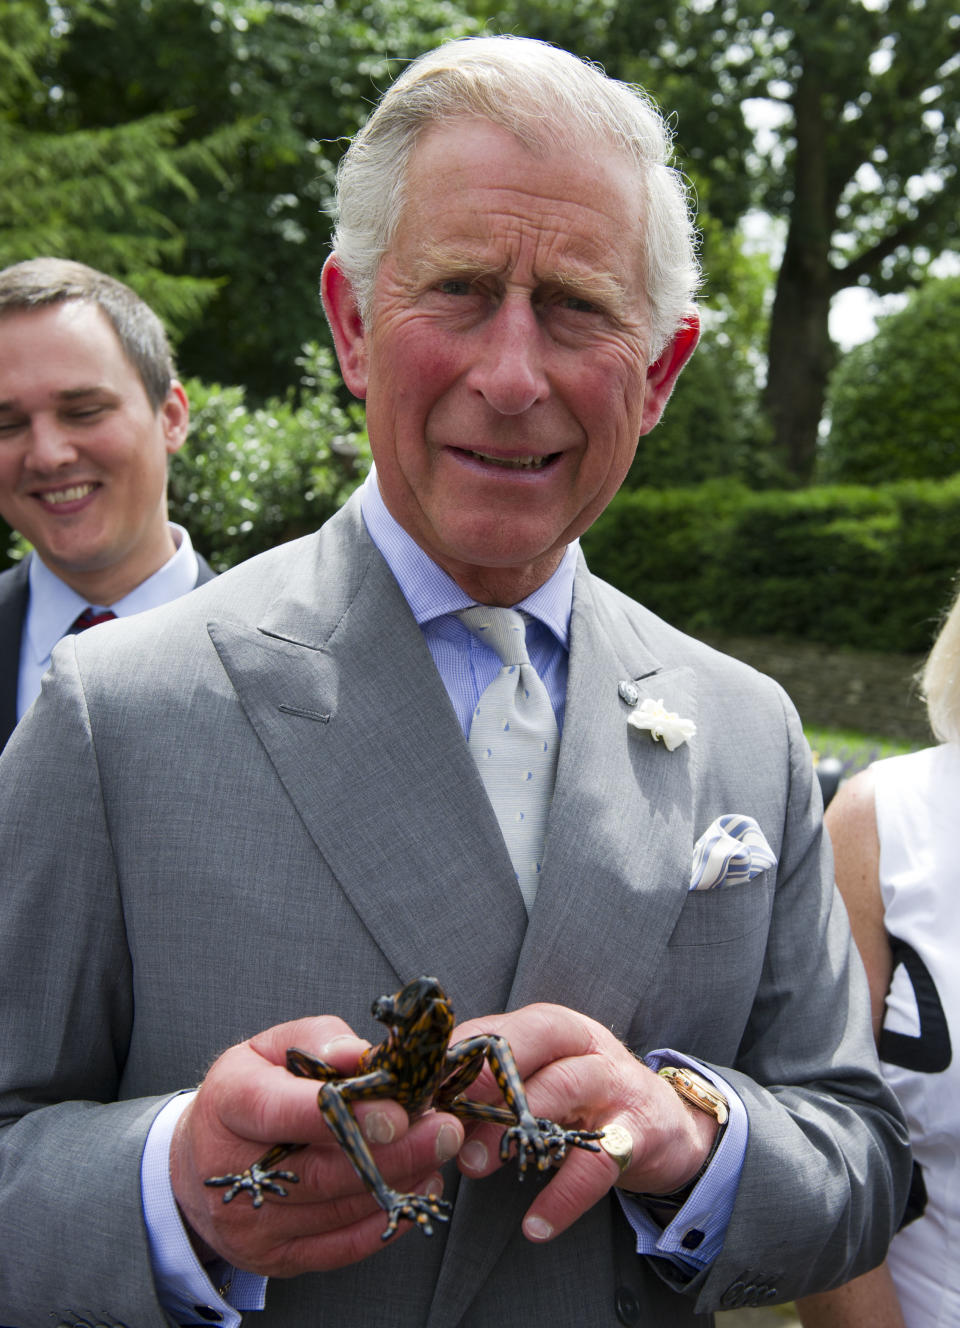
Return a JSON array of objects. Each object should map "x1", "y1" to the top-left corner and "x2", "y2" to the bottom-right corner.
[
  {"x1": 614, "y1": 1285, "x2": 642, "y2": 1324},
  {"x1": 720, "y1": 1281, "x2": 746, "y2": 1309},
  {"x1": 192, "y1": 1308, "x2": 224, "y2": 1323}
]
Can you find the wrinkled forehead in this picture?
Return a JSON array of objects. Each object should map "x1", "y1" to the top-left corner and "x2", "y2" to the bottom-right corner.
[{"x1": 392, "y1": 117, "x2": 647, "y2": 295}]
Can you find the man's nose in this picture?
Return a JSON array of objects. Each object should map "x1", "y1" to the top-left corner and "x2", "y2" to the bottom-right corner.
[
  {"x1": 465, "y1": 298, "x2": 550, "y2": 415},
  {"x1": 23, "y1": 418, "x2": 80, "y2": 471}
]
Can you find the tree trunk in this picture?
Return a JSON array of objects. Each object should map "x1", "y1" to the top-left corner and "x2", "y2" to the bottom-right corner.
[
  {"x1": 764, "y1": 248, "x2": 835, "y2": 483},
  {"x1": 763, "y1": 55, "x2": 838, "y2": 483}
]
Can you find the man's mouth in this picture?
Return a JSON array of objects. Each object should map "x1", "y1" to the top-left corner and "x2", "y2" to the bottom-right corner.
[
  {"x1": 464, "y1": 450, "x2": 555, "y2": 471},
  {"x1": 37, "y1": 482, "x2": 98, "y2": 505}
]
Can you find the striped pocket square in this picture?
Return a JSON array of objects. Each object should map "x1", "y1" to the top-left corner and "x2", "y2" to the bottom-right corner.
[{"x1": 690, "y1": 814, "x2": 777, "y2": 891}]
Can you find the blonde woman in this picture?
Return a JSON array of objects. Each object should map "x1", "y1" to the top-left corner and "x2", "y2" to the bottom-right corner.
[{"x1": 799, "y1": 585, "x2": 960, "y2": 1327}]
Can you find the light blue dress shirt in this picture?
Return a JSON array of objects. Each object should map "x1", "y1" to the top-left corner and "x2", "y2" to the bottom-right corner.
[
  {"x1": 143, "y1": 475, "x2": 746, "y2": 1321},
  {"x1": 17, "y1": 522, "x2": 200, "y2": 721}
]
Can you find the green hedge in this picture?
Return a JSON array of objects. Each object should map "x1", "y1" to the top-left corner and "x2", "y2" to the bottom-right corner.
[
  {"x1": 168, "y1": 344, "x2": 370, "y2": 570},
  {"x1": 582, "y1": 476, "x2": 960, "y2": 653}
]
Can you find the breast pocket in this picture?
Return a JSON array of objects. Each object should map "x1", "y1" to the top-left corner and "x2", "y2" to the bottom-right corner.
[{"x1": 629, "y1": 877, "x2": 774, "y2": 1061}]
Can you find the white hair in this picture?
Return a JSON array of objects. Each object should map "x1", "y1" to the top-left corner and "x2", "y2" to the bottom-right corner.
[
  {"x1": 920, "y1": 578, "x2": 960, "y2": 744},
  {"x1": 331, "y1": 35, "x2": 700, "y2": 358}
]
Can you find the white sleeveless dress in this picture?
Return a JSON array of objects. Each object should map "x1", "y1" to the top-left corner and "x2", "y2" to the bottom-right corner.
[{"x1": 873, "y1": 746, "x2": 960, "y2": 1327}]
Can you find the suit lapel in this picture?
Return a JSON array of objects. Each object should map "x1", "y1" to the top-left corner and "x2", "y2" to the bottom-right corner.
[
  {"x1": 428, "y1": 561, "x2": 700, "y2": 1327},
  {"x1": 207, "y1": 505, "x2": 528, "y2": 1022},
  {"x1": 513, "y1": 560, "x2": 699, "y2": 1028}
]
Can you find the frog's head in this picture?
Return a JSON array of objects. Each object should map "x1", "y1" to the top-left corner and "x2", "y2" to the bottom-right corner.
[{"x1": 372, "y1": 976, "x2": 453, "y2": 1034}]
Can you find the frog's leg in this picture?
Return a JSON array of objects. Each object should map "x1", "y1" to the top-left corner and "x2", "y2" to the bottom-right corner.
[
  {"x1": 315, "y1": 1072, "x2": 453, "y2": 1240},
  {"x1": 437, "y1": 1034, "x2": 603, "y2": 1175},
  {"x1": 205, "y1": 1140, "x2": 305, "y2": 1207},
  {"x1": 204, "y1": 1049, "x2": 345, "y2": 1206}
]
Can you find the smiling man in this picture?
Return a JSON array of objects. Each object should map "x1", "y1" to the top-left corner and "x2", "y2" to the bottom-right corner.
[
  {"x1": 0, "y1": 258, "x2": 215, "y2": 748},
  {"x1": 0, "y1": 37, "x2": 909, "y2": 1328}
]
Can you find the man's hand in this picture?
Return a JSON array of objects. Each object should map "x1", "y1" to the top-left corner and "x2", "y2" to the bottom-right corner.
[
  {"x1": 450, "y1": 1004, "x2": 718, "y2": 1243},
  {"x1": 170, "y1": 1016, "x2": 464, "y2": 1277}
]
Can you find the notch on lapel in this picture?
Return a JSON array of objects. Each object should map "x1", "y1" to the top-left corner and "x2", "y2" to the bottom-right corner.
[{"x1": 206, "y1": 505, "x2": 528, "y2": 1022}]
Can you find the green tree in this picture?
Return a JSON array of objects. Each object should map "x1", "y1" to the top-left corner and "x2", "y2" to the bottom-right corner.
[
  {"x1": 0, "y1": 1, "x2": 242, "y2": 336},
  {"x1": 50, "y1": 0, "x2": 480, "y2": 397},
  {"x1": 819, "y1": 276, "x2": 960, "y2": 483},
  {"x1": 479, "y1": 0, "x2": 960, "y2": 482},
  {"x1": 169, "y1": 344, "x2": 371, "y2": 569}
]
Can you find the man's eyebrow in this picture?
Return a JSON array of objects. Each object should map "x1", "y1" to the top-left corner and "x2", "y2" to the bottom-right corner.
[
  {"x1": 0, "y1": 385, "x2": 117, "y2": 414},
  {"x1": 55, "y1": 385, "x2": 114, "y2": 401},
  {"x1": 413, "y1": 246, "x2": 631, "y2": 306}
]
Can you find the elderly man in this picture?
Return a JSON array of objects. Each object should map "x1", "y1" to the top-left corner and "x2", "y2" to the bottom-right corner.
[
  {"x1": 0, "y1": 258, "x2": 215, "y2": 749},
  {"x1": 0, "y1": 36, "x2": 908, "y2": 1328}
]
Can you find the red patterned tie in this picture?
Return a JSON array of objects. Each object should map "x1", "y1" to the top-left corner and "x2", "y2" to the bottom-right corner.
[{"x1": 69, "y1": 607, "x2": 118, "y2": 633}]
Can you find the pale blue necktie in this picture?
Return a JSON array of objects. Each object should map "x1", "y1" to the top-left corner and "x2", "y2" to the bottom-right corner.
[{"x1": 458, "y1": 606, "x2": 560, "y2": 912}]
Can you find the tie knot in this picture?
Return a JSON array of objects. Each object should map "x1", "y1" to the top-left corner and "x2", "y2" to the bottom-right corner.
[
  {"x1": 458, "y1": 606, "x2": 530, "y2": 668},
  {"x1": 70, "y1": 607, "x2": 118, "y2": 633}
]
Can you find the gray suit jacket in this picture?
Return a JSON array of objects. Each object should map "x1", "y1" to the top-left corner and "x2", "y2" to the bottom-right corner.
[
  {"x1": 0, "y1": 493, "x2": 909, "y2": 1327},
  {"x1": 0, "y1": 549, "x2": 216, "y2": 751}
]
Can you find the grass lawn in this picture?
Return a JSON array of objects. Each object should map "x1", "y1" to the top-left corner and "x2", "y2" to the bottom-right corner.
[{"x1": 805, "y1": 725, "x2": 922, "y2": 782}]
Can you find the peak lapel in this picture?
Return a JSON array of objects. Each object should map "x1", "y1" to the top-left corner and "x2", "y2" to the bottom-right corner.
[{"x1": 207, "y1": 508, "x2": 527, "y2": 1021}]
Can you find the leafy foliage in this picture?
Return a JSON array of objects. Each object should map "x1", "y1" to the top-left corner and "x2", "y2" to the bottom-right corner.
[
  {"x1": 168, "y1": 344, "x2": 371, "y2": 570},
  {"x1": 48, "y1": 0, "x2": 480, "y2": 397},
  {"x1": 0, "y1": 0, "x2": 241, "y2": 335},
  {"x1": 820, "y1": 276, "x2": 960, "y2": 483},
  {"x1": 628, "y1": 226, "x2": 777, "y2": 488},
  {"x1": 582, "y1": 475, "x2": 960, "y2": 653}
]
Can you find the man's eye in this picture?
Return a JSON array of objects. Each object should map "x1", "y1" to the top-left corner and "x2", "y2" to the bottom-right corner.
[
  {"x1": 437, "y1": 279, "x2": 472, "y2": 296},
  {"x1": 560, "y1": 295, "x2": 599, "y2": 314}
]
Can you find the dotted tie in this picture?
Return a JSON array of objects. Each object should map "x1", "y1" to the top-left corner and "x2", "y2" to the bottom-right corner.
[
  {"x1": 69, "y1": 607, "x2": 118, "y2": 633},
  {"x1": 459, "y1": 606, "x2": 559, "y2": 913}
]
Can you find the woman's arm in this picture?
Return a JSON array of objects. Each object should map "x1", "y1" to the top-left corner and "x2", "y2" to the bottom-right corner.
[
  {"x1": 797, "y1": 769, "x2": 904, "y2": 1326},
  {"x1": 824, "y1": 768, "x2": 893, "y2": 1040}
]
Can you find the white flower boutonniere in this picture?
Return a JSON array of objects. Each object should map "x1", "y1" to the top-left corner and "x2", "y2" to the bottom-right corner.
[{"x1": 627, "y1": 697, "x2": 696, "y2": 751}]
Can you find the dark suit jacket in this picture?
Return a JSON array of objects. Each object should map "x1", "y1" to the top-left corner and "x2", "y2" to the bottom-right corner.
[
  {"x1": 0, "y1": 494, "x2": 910, "y2": 1326},
  {"x1": 0, "y1": 548, "x2": 215, "y2": 751}
]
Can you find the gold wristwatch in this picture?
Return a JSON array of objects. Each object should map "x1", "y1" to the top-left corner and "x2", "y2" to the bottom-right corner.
[
  {"x1": 659, "y1": 1065, "x2": 729, "y2": 1126},
  {"x1": 625, "y1": 1066, "x2": 729, "y2": 1210}
]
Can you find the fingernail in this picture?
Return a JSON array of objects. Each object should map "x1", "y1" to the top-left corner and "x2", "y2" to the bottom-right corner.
[
  {"x1": 420, "y1": 1173, "x2": 444, "y2": 1198},
  {"x1": 364, "y1": 1112, "x2": 395, "y2": 1145},
  {"x1": 524, "y1": 1215, "x2": 553, "y2": 1242},
  {"x1": 459, "y1": 1140, "x2": 487, "y2": 1172},
  {"x1": 321, "y1": 1034, "x2": 357, "y2": 1052},
  {"x1": 436, "y1": 1123, "x2": 461, "y2": 1163}
]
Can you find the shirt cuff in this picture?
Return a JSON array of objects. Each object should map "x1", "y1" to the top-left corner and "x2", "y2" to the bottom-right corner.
[
  {"x1": 141, "y1": 1091, "x2": 268, "y2": 1323},
  {"x1": 616, "y1": 1050, "x2": 748, "y2": 1276}
]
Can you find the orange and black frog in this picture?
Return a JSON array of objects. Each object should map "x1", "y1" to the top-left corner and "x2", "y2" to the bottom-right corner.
[{"x1": 206, "y1": 976, "x2": 602, "y2": 1239}]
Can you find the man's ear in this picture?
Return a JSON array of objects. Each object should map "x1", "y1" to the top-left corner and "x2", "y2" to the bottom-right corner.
[
  {"x1": 638, "y1": 313, "x2": 700, "y2": 435},
  {"x1": 160, "y1": 380, "x2": 190, "y2": 456},
  {"x1": 321, "y1": 254, "x2": 369, "y2": 400}
]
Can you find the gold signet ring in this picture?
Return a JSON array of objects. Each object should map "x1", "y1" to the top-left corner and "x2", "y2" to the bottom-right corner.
[{"x1": 598, "y1": 1122, "x2": 633, "y2": 1174}]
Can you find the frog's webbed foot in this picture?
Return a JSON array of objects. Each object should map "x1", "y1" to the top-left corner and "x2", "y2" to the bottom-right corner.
[
  {"x1": 501, "y1": 1118, "x2": 604, "y2": 1176},
  {"x1": 380, "y1": 1189, "x2": 453, "y2": 1240},
  {"x1": 205, "y1": 1143, "x2": 302, "y2": 1207}
]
